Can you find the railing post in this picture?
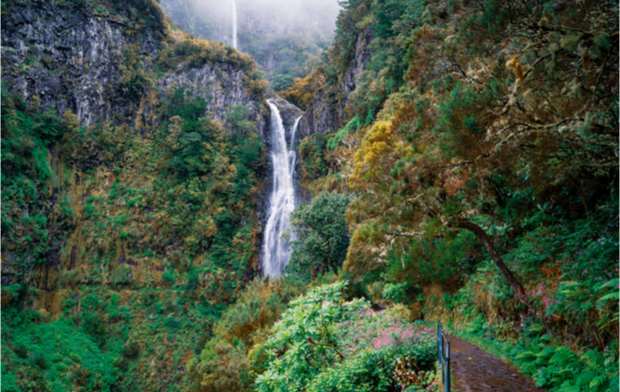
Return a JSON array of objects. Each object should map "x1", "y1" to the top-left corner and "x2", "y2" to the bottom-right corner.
[
  {"x1": 437, "y1": 321, "x2": 441, "y2": 359},
  {"x1": 446, "y1": 341, "x2": 451, "y2": 392},
  {"x1": 437, "y1": 322, "x2": 450, "y2": 392},
  {"x1": 438, "y1": 322, "x2": 444, "y2": 385}
]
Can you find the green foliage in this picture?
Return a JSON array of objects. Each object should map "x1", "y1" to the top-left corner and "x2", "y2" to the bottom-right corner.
[
  {"x1": 255, "y1": 281, "x2": 437, "y2": 392},
  {"x1": 374, "y1": 1, "x2": 407, "y2": 39},
  {"x1": 280, "y1": 68, "x2": 327, "y2": 111},
  {"x1": 1, "y1": 308, "x2": 115, "y2": 392},
  {"x1": 299, "y1": 133, "x2": 332, "y2": 180},
  {"x1": 1, "y1": 90, "x2": 74, "y2": 284},
  {"x1": 62, "y1": 0, "x2": 166, "y2": 36},
  {"x1": 162, "y1": 88, "x2": 218, "y2": 178},
  {"x1": 118, "y1": 44, "x2": 147, "y2": 101},
  {"x1": 226, "y1": 105, "x2": 255, "y2": 138},
  {"x1": 271, "y1": 74, "x2": 296, "y2": 92},
  {"x1": 214, "y1": 278, "x2": 305, "y2": 346},
  {"x1": 2, "y1": 65, "x2": 267, "y2": 392},
  {"x1": 327, "y1": 116, "x2": 360, "y2": 150},
  {"x1": 382, "y1": 282, "x2": 408, "y2": 304},
  {"x1": 240, "y1": 31, "x2": 329, "y2": 92},
  {"x1": 286, "y1": 192, "x2": 353, "y2": 279},
  {"x1": 310, "y1": 1, "x2": 619, "y2": 390},
  {"x1": 186, "y1": 278, "x2": 306, "y2": 392},
  {"x1": 187, "y1": 337, "x2": 253, "y2": 392},
  {"x1": 423, "y1": 204, "x2": 619, "y2": 391}
]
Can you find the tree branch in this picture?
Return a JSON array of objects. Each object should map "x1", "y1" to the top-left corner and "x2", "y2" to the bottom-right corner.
[{"x1": 455, "y1": 219, "x2": 530, "y2": 308}]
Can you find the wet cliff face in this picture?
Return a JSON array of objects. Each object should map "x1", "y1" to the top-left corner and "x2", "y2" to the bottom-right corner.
[
  {"x1": 1, "y1": 1, "x2": 161, "y2": 127},
  {"x1": 1, "y1": 0, "x2": 270, "y2": 133},
  {"x1": 298, "y1": 28, "x2": 373, "y2": 139}
]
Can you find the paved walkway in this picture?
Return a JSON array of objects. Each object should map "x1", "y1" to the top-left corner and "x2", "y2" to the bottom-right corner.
[{"x1": 447, "y1": 335, "x2": 545, "y2": 392}]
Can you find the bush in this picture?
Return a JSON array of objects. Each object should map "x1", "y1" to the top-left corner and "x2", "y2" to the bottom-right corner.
[
  {"x1": 383, "y1": 282, "x2": 409, "y2": 304},
  {"x1": 187, "y1": 337, "x2": 252, "y2": 392},
  {"x1": 255, "y1": 281, "x2": 437, "y2": 392},
  {"x1": 1, "y1": 315, "x2": 115, "y2": 391},
  {"x1": 286, "y1": 192, "x2": 353, "y2": 279}
]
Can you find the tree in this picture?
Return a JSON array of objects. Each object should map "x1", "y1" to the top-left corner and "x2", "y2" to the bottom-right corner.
[
  {"x1": 286, "y1": 192, "x2": 353, "y2": 278},
  {"x1": 255, "y1": 281, "x2": 366, "y2": 392},
  {"x1": 345, "y1": 0, "x2": 618, "y2": 308},
  {"x1": 226, "y1": 105, "x2": 255, "y2": 138}
]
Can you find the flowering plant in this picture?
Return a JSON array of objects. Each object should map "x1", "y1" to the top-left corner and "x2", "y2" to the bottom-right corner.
[{"x1": 255, "y1": 282, "x2": 437, "y2": 392}]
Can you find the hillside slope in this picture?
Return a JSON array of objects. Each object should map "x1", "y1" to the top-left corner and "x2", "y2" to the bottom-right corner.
[
  {"x1": 283, "y1": 0, "x2": 619, "y2": 390},
  {"x1": 1, "y1": 0, "x2": 276, "y2": 390}
]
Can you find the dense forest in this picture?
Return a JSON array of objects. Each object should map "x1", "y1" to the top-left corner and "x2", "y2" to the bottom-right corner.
[{"x1": 1, "y1": 0, "x2": 618, "y2": 391}]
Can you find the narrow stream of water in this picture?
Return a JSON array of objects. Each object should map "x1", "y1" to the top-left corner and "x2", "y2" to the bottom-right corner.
[{"x1": 232, "y1": 0, "x2": 238, "y2": 49}]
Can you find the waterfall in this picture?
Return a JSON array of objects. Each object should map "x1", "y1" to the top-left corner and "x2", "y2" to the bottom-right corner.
[
  {"x1": 262, "y1": 101, "x2": 302, "y2": 276},
  {"x1": 232, "y1": 0, "x2": 238, "y2": 49},
  {"x1": 289, "y1": 117, "x2": 302, "y2": 174}
]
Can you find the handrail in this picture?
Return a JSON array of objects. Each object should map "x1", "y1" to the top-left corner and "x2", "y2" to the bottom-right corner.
[{"x1": 437, "y1": 322, "x2": 451, "y2": 392}]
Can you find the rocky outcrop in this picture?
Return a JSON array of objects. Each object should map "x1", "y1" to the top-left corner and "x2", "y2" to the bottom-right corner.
[
  {"x1": 299, "y1": 28, "x2": 373, "y2": 139},
  {"x1": 1, "y1": 0, "x2": 159, "y2": 127},
  {"x1": 269, "y1": 93, "x2": 303, "y2": 141},
  {"x1": 159, "y1": 62, "x2": 269, "y2": 136},
  {"x1": 1, "y1": 0, "x2": 270, "y2": 136}
]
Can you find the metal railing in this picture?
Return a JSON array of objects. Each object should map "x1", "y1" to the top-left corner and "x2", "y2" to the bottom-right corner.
[{"x1": 437, "y1": 322, "x2": 451, "y2": 392}]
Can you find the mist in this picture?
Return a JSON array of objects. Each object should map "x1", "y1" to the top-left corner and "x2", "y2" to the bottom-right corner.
[{"x1": 163, "y1": 0, "x2": 342, "y2": 44}]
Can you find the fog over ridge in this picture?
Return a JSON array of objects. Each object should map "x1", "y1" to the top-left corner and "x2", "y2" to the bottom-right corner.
[{"x1": 162, "y1": 0, "x2": 342, "y2": 44}]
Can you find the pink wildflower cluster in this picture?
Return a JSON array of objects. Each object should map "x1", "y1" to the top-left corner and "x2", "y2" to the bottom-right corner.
[
  {"x1": 336, "y1": 310, "x2": 433, "y2": 353},
  {"x1": 372, "y1": 325, "x2": 415, "y2": 350},
  {"x1": 531, "y1": 282, "x2": 558, "y2": 320}
]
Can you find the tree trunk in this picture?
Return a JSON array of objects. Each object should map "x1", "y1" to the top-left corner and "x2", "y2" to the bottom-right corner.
[{"x1": 456, "y1": 219, "x2": 530, "y2": 308}]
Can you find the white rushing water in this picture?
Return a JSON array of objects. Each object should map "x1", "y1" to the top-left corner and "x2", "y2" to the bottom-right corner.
[
  {"x1": 262, "y1": 101, "x2": 302, "y2": 276},
  {"x1": 231, "y1": 0, "x2": 238, "y2": 49}
]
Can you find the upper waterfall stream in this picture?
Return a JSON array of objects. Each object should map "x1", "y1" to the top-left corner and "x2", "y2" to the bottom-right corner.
[
  {"x1": 262, "y1": 101, "x2": 302, "y2": 276},
  {"x1": 232, "y1": 0, "x2": 238, "y2": 49}
]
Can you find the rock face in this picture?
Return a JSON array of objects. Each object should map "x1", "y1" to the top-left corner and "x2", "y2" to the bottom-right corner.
[
  {"x1": 298, "y1": 28, "x2": 373, "y2": 139},
  {"x1": 1, "y1": 0, "x2": 269, "y2": 135},
  {"x1": 1, "y1": 0, "x2": 159, "y2": 127},
  {"x1": 159, "y1": 62, "x2": 268, "y2": 137}
]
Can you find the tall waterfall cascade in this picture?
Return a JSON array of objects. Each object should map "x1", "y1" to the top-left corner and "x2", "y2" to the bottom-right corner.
[
  {"x1": 262, "y1": 101, "x2": 302, "y2": 276},
  {"x1": 231, "y1": 0, "x2": 238, "y2": 49}
]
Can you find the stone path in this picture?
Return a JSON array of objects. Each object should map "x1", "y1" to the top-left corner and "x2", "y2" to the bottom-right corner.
[{"x1": 446, "y1": 335, "x2": 545, "y2": 392}]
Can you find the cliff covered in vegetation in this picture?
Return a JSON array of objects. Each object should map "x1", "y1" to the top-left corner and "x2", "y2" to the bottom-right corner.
[
  {"x1": 1, "y1": 0, "x2": 275, "y2": 390},
  {"x1": 2, "y1": 0, "x2": 619, "y2": 391}
]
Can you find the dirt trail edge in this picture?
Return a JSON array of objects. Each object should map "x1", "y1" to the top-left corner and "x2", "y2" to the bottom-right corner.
[{"x1": 447, "y1": 335, "x2": 545, "y2": 392}]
